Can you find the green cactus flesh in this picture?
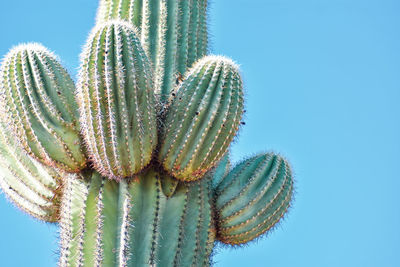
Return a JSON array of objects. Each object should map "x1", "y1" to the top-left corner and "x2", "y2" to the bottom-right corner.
[
  {"x1": 0, "y1": 0, "x2": 295, "y2": 266},
  {"x1": 59, "y1": 170, "x2": 215, "y2": 267},
  {"x1": 159, "y1": 56, "x2": 244, "y2": 181},
  {"x1": 0, "y1": 117, "x2": 64, "y2": 222},
  {"x1": 78, "y1": 21, "x2": 157, "y2": 179},
  {"x1": 0, "y1": 44, "x2": 87, "y2": 172},
  {"x1": 96, "y1": 0, "x2": 208, "y2": 102},
  {"x1": 215, "y1": 153, "x2": 294, "y2": 245}
]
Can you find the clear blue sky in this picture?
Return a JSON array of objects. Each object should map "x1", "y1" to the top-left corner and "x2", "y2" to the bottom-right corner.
[{"x1": 0, "y1": 0, "x2": 399, "y2": 266}]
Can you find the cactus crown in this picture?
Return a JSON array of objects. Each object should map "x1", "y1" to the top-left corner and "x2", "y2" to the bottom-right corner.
[{"x1": 0, "y1": 1, "x2": 294, "y2": 266}]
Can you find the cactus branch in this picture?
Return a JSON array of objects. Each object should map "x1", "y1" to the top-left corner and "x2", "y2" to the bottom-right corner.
[
  {"x1": 0, "y1": 117, "x2": 64, "y2": 222},
  {"x1": 215, "y1": 153, "x2": 294, "y2": 245},
  {"x1": 77, "y1": 20, "x2": 157, "y2": 179},
  {"x1": 159, "y1": 56, "x2": 244, "y2": 181},
  {"x1": 0, "y1": 44, "x2": 86, "y2": 172}
]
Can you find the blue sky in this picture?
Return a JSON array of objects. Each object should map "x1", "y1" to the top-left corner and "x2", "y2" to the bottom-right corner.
[{"x1": 0, "y1": 0, "x2": 399, "y2": 266}]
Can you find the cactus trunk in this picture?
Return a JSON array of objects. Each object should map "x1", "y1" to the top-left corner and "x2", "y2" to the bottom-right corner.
[
  {"x1": 59, "y1": 170, "x2": 215, "y2": 267},
  {"x1": 96, "y1": 0, "x2": 209, "y2": 101}
]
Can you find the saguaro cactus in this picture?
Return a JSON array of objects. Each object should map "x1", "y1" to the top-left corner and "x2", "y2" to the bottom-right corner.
[{"x1": 0, "y1": 1, "x2": 294, "y2": 266}]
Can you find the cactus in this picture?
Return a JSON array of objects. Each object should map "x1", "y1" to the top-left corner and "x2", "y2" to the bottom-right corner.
[{"x1": 0, "y1": 0, "x2": 294, "y2": 266}]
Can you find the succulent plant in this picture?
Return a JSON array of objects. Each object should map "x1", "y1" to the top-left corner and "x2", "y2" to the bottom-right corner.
[{"x1": 0, "y1": 0, "x2": 294, "y2": 266}]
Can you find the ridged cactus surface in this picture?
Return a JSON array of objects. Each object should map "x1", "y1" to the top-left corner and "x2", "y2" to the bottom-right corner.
[
  {"x1": 0, "y1": 44, "x2": 86, "y2": 172},
  {"x1": 215, "y1": 154, "x2": 293, "y2": 244},
  {"x1": 78, "y1": 21, "x2": 157, "y2": 179},
  {"x1": 96, "y1": 0, "x2": 208, "y2": 101},
  {"x1": 0, "y1": 0, "x2": 295, "y2": 266},
  {"x1": 59, "y1": 170, "x2": 214, "y2": 267},
  {"x1": 0, "y1": 118, "x2": 63, "y2": 222},
  {"x1": 159, "y1": 56, "x2": 244, "y2": 181}
]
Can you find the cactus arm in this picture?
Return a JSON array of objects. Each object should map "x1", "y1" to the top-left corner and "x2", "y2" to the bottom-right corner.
[
  {"x1": 96, "y1": 0, "x2": 209, "y2": 101},
  {"x1": 159, "y1": 56, "x2": 244, "y2": 181},
  {"x1": 77, "y1": 21, "x2": 157, "y2": 179},
  {"x1": 0, "y1": 44, "x2": 87, "y2": 172},
  {"x1": 214, "y1": 153, "x2": 294, "y2": 245},
  {"x1": 0, "y1": 118, "x2": 63, "y2": 222}
]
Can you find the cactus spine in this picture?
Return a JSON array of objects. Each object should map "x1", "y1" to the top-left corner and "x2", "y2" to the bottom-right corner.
[{"x1": 0, "y1": 0, "x2": 295, "y2": 266}]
